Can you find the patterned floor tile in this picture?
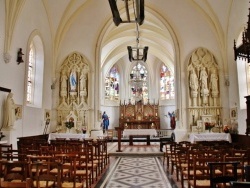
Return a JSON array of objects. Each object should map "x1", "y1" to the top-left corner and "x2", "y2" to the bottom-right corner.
[{"x1": 100, "y1": 157, "x2": 170, "y2": 188}]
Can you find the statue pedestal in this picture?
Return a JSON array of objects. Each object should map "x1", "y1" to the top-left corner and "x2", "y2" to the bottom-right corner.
[{"x1": 0, "y1": 129, "x2": 15, "y2": 145}]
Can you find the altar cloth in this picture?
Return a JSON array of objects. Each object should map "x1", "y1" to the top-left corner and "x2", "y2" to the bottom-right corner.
[{"x1": 189, "y1": 132, "x2": 232, "y2": 143}]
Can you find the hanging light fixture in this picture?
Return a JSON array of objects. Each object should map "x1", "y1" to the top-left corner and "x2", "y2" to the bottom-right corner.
[
  {"x1": 234, "y1": 7, "x2": 250, "y2": 63},
  {"x1": 108, "y1": 0, "x2": 145, "y2": 26},
  {"x1": 130, "y1": 63, "x2": 146, "y2": 102}
]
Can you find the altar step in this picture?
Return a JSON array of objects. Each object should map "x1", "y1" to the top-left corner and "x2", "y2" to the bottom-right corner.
[{"x1": 107, "y1": 142, "x2": 164, "y2": 157}]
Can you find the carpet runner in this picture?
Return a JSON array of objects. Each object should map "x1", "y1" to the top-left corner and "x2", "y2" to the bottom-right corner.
[{"x1": 100, "y1": 157, "x2": 171, "y2": 188}]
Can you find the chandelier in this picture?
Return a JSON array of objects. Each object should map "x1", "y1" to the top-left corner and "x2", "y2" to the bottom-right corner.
[
  {"x1": 108, "y1": 0, "x2": 144, "y2": 26},
  {"x1": 234, "y1": 6, "x2": 250, "y2": 63}
]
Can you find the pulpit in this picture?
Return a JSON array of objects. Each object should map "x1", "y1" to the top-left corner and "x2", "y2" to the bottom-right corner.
[{"x1": 119, "y1": 100, "x2": 160, "y2": 129}]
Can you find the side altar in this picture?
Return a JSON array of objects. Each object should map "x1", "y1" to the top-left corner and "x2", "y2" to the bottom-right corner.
[{"x1": 119, "y1": 100, "x2": 160, "y2": 129}]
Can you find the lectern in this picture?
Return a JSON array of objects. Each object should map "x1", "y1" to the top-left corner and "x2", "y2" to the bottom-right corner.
[{"x1": 115, "y1": 126, "x2": 124, "y2": 152}]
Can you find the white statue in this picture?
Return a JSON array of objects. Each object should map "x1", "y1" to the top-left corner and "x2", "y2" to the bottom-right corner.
[
  {"x1": 80, "y1": 71, "x2": 87, "y2": 91},
  {"x1": 61, "y1": 71, "x2": 68, "y2": 92},
  {"x1": 189, "y1": 68, "x2": 199, "y2": 106},
  {"x1": 200, "y1": 67, "x2": 208, "y2": 90},
  {"x1": 2, "y1": 93, "x2": 16, "y2": 128},
  {"x1": 200, "y1": 67, "x2": 209, "y2": 105},
  {"x1": 189, "y1": 68, "x2": 199, "y2": 93},
  {"x1": 210, "y1": 69, "x2": 219, "y2": 96}
]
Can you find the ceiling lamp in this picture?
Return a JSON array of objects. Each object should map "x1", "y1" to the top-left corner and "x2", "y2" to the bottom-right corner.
[
  {"x1": 234, "y1": 7, "x2": 250, "y2": 63},
  {"x1": 127, "y1": 46, "x2": 148, "y2": 62},
  {"x1": 108, "y1": 0, "x2": 145, "y2": 26}
]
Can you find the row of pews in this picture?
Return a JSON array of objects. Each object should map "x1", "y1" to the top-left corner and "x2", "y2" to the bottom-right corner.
[
  {"x1": 163, "y1": 141, "x2": 250, "y2": 188},
  {"x1": 0, "y1": 136, "x2": 110, "y2": 188}
]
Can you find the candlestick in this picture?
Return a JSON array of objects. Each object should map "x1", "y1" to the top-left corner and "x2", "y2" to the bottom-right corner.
[{"x1": 217, "y1": 109, "x2": 220, "y2": 115}]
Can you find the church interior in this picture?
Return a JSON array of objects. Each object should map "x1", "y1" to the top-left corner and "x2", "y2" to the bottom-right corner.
[{"x1": 1, "y1": 0, "x2": 250, "y2": 187}]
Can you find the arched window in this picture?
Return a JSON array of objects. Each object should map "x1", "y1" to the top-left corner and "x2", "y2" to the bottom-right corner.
[
  {"x1": 130, "y1": 63, "x2": 148, "y2": 103},
  {"x1": 26, "y1": 33, "x2": 44, "y2": 107},
  {"x1": 26, "y1": 42, "x2": 35, "y2": 104},
  {"x1": 105, "y1": 65, "x2": 119, "y2": 101},
  {"x1": 160, "y1": 64, "x2": 174, "y2": 100}
]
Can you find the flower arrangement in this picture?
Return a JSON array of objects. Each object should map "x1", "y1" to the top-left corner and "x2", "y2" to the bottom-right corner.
[
  {"x1": 205, "y1": 122, "x2": 215, "y2": 131},
  {"x1": 65, "y1": 121, "x2": 74, "y2": 129},
  {"x1": 148, "y1": 114, "x2": 153, "y2": 119},
  {"x1": 223, "y1": 125, "x2": 230, "y2": 133},
  {"x1": 82, "y1": 127, "x2": 87, "y2": 134}
]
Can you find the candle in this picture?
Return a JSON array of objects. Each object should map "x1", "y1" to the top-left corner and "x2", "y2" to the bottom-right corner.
[
  {"x1": 217, "y1": 109, "x2": 220, "y2": 115},
  {"x1": 156, "y1": 113, "x2": 157, "y2": 116}
]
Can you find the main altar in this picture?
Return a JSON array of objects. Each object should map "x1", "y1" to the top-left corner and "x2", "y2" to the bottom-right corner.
[{"x1": 119, "y1": 100, "x2": 160, "y2": 129}]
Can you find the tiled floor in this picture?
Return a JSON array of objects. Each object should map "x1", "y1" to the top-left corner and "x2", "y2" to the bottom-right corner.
[
  {"x1": 100, "y1": 157, "x2": 171, "y2": 188},
  {"x1": 93, "y1": 142, "x2": 181, "y2": 188}
]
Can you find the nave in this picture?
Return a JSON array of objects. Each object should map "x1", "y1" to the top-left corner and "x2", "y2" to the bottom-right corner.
[
  {"x1": 1, "y1": 139, "x2": 250, "y2": 188},
  {"x1": 95, "y1": 142, "x2": 178, "y2": 188}
]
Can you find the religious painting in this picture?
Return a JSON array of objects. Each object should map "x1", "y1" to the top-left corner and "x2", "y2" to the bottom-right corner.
[
  {"x1": 44, "y1": 109, "x2": 51, "y2": 120},
  {"x1": 15, "y1": 104, "x2": 22, "y2": 119},
  {"x1": 230, "y1": 107, "x2": 237, "y2": 119}
]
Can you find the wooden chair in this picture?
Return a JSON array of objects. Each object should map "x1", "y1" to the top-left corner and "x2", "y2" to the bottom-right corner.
[
  {"x1": 27, "y1": 155, "x2": 53, "y2": 177},
  {"x1": 106, "y1": 129, "x2": 114, "y2": 142},
  {"x1": 53, "y1": 153, "x2": 83, "y2": 188},
  {"x1": 0, "y1": 177, "x2": 32, "y2": 188},
  {"x1": 188, "y1": 157, "x2": 223, "y2": 188},
  {"x1": 208, "y1": 161, "x2": 239, "y2": 188},
  {"x1": 224, "y1": 156, "x2": 245, "y2": 181},
  {"x1": 184, "y1": 150, "x2": 206, "y2": 188},
  {"x1": 0, "y1": 160, "x2": 29, "y2": 182},
  {"x1": 83, "y1": 141, "x2": 98, "y2": 183},
  {"x1": 162, "y1": 141, "x2": 174, "y2": 168},
  {"x1": 75, "y1": 150, "x2": 92, "y2": 188},
  {"x1": 31, "y1": 161, "x2": 62, "y2": 188}
]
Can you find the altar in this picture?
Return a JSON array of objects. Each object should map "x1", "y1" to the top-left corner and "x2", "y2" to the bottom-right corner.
[
  {"x1": 119, "y1": 100, "x2": 160, "y2": 129},
  {"x1": 48, "y1": 133, "x2": 88, "y2": 143},
  {"x1": 189, "y1": 133, "x2": 232, "y2": 143},
  {"x1": 123, "y1": 129, "x2": 157, "y2": 146}
]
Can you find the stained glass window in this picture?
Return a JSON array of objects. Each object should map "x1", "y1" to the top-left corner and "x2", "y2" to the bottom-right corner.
[
  {"x1": 160, "y1": 65, "x2": 175, "y2": 100},
  {"x1": 26, "y1": 42, "x2": 35, "y2": 104},
  {"x1": 105, "y1": 65, "x2": 119, "y2": 101}
]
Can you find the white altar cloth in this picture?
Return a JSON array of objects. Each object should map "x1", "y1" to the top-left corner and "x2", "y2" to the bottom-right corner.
[
  {"x1": 123, "y1": 129, "x2": 157, "y2": 137},
  {"x1": 189, "y1": 133, "x2": 232, "y2": 143},
  {"x1": 48, "y1": 133, "x2": 88, "y2": 143}
]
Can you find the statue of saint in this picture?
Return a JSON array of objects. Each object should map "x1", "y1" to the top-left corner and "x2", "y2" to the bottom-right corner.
[
  {"x1": 189, "y1": 69, "x2": 198, "y2": 92},
  {"x1": 80, "y1": 71, "x2": 87, "y2": 91},
  {"x1": 61, "y1": 71, "x2": 68, "y2": 92},
  {"x1": 199, "y1": 67, "x2": 209, "y2": 105},
  {"x1": 210, "y1": 69, "x2": 219, "y2": 95},
  {"x1": 200, "y1": 67, "x2": 208, "y2": 90},
  {"x1": 2, "y1": 93, "x2": 16, "y2": 128},
  {"x1": 70, "y1": 69, "x2": 77, "y2": 91}
]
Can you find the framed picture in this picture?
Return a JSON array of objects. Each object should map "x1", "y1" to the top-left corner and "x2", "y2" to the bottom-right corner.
[
  {"x1": 44, "y1": 109, "x2": 51, "y2": 120},
  {"x1": 15, "y1": 104, "x2": 22, "y2": 119},
  {"x1": 230, "y1": 107, "x2": 237, "y2": 119},
  {"x1": 197, "y1": 120, "x2": 204, "y2": 132}
]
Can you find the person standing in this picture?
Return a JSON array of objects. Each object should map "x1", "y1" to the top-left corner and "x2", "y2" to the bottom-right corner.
[{"x1": 102, "y1": 111, "x2": 109, "y2": 132}]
